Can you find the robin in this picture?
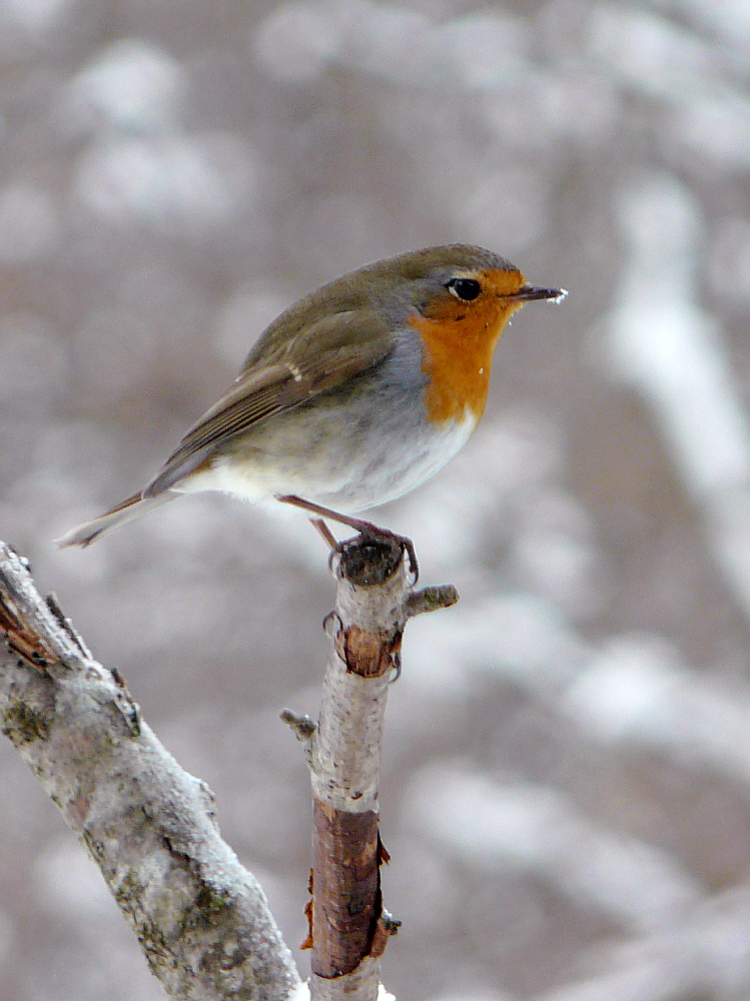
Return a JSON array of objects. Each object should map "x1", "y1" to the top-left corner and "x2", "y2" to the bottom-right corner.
[{"x1": 58, "y1": 244, "x2": 566, "y2": 550}]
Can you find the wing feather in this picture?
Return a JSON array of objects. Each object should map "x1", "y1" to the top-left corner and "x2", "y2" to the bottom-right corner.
[{"x1": 144, "y1": 310, "x2": 393, "y2": 496}]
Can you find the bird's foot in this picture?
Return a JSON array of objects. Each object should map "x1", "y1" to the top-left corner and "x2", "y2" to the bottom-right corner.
[{"x1": 277, "y1": 494, "x2": 419, "y2": 584}]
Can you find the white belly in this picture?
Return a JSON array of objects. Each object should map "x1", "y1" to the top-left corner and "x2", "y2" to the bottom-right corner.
[{"x1": 175, "y1": 410, "x2": 478, "y2": 514}]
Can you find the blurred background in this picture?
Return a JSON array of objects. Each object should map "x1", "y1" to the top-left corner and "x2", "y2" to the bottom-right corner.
[{"x1": 2, "y1": 0, "x2": 750, "y2": 998}]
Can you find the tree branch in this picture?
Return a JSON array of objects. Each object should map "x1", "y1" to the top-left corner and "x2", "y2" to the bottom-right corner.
[
  {"x1": 1, "y1": 528, "x2": 458, "y2": 1001},
  {"x1": 283, "y1": 535, "x2": 457, "y2": 1001},
  {"x1": 0, "y1": 540, "x2": 302, "y2": 1001}
]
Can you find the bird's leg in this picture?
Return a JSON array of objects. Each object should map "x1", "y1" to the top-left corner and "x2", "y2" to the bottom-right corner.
[
  {"x1": 277, "y1": 494, "x2": 419, "y2": 583},
  {"x1": 310, "y1": 518, "x2": 338, "y2": 550}
]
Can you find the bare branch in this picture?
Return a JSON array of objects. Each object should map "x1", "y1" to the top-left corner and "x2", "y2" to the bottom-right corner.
[
  {"x1": 0, "y1": 541, "x2": 302, "y2": 1001},
  {"x1": 291, "y1": 534, "x2": 456, "y2": 1001}
]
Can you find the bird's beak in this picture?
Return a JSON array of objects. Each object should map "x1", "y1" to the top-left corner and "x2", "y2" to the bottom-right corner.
[{"x1": 510, "y1": 284, "x2": 568, "y2": 304}]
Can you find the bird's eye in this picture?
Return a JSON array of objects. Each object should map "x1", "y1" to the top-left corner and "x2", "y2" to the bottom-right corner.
[{"x1": 446, "y1": 277, "x2": 481, "y2": 301}]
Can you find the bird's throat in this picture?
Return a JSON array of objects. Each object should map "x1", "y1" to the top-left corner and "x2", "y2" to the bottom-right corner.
[{"x1": 410, "y1": 305, "x2": 518, "y2": 424}]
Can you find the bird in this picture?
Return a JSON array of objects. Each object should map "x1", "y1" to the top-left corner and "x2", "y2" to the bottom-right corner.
[{"x1": 58, "y1": 244, "x2": 566, "y2": 550}]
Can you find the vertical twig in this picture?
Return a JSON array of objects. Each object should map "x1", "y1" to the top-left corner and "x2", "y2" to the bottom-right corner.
[{"x1": 284, "y1": 533, "x2": 457, "y2": 1001}]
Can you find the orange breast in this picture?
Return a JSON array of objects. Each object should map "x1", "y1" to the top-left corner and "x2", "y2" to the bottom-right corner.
[{"x1": 410, "y1": 288, "x2": 521, "y2": 424}]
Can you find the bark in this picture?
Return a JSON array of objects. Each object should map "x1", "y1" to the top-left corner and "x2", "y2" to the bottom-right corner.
[
  {"x1": 283, "y1": 536, "x2": 457, "y2": 1001},
  {"x1": 1, "y1": 530, "x2": 457, "y2": 1001},
  {"x1": 0, "y1": 540, "x2": 301, "y2": 1001}
]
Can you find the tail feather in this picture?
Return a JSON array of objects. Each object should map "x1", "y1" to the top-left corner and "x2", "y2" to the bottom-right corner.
[{"x1": 56, "y1": 492, "x2": 175, "y2": 548}]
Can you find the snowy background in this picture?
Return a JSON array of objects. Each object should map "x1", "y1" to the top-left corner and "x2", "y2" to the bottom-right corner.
[{"x1": 2, "y1": 0, "x2": 750, "y2": 998}]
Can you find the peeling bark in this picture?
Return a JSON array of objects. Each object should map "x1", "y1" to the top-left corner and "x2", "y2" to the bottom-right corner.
[
  {"x1": 1, "y1": 529, "x2": 457, "y2": 1001},
  {"x1": 283, "y1": 535, "x2": 457, "y2": 1001},
  {"x1": 0, "y1": 541, "x2": 301, "y2": 1001}
]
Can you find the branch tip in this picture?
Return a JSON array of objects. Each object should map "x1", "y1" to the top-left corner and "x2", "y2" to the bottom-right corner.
[
  {"x1": 280, "y1": 709, "x2": 317, "y2": 742},
  {"x1": 404, "y1": 583, "x2": 459, "y2": 618}
]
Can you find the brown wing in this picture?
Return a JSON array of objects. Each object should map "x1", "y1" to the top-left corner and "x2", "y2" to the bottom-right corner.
[{"x1": 144, "y1": 310, "x2": 394, "y2": 497}]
